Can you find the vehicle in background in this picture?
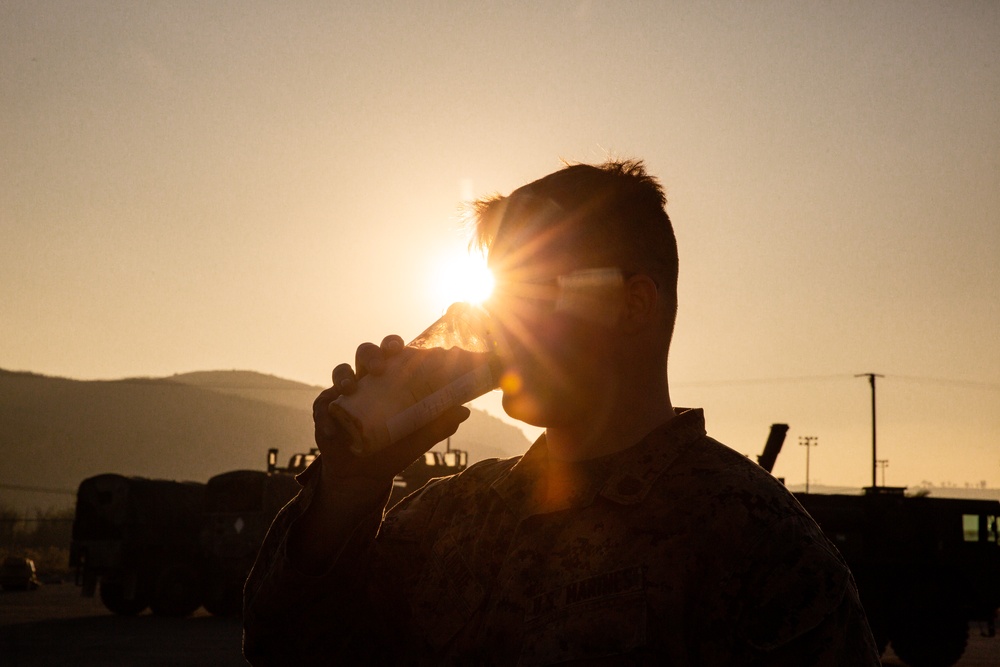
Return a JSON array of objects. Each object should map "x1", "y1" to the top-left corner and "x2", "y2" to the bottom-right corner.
[
  {"x1": 69, "y1": 444, "x2": 468, "y2": 617},
  {"x1": 757, "y1": 424, "x2": 1000, "y2": 667},
  {"x1": 1, "y1": 555, "x2": 41, "y2": 591},
  {"x1": 69, "y1": 474, "x2": 205, "y2": 616},
  {"x1": 389, "y1": 446, "x2": 468, "y2": 508},
  {"x1": 199, "y1": 449, "x2": 312, "y2": 616}
]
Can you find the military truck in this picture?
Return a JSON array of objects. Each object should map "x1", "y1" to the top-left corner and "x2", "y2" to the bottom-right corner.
[
  {"x1": 389, "y1": 446, "x2": 469, "y2": 508},
  {"x1": 70, "y1": 444, "x2": 468, "y2": 617},
  {"x1": 70, "y1": 450, "x2": 310, "y2": 618},
  {"x1": 199, "y1": 476, "x2": 297, "y2": 612},
  {"x1": 757, "y1": 425, "x2": 1000, "y2": 667},
  {"x1": 69, "y1": 474, "x2": 206, "y2": 616},
  {"x1": 198, "y1": 448, "x2": 314, "y2": 616}
]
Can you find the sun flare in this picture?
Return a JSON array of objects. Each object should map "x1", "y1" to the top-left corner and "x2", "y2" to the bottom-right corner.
[{"x1": 432, "y1": 251, "x2": 495, "y2": 308}]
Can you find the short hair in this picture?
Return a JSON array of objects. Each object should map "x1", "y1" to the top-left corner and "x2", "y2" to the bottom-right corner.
[{"x1": 469, "y1": 159, "x2": 678, "y2": 308}]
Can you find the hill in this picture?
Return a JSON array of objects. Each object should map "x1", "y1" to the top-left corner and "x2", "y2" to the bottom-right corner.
[
  {"x1": 165, "y1": 370, "x2": 320, "y2": 411},
  {"x1": 0, "y1": 369, "x2": 531, "y2": 513}
]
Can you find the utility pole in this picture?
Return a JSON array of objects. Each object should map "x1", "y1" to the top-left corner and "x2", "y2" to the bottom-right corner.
[
  {"x1": 799, "y1": 435, "x2": 819, "y2": 494},
  {"x1": 856, "y1": 373, "x2": 884, "y2": 487},
  {"x1": 877, "y1": 459, "x2": 889, "y2": 487}
]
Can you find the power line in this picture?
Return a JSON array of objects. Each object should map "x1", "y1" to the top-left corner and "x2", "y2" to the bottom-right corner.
[
  {"x1": 674, "y1": 374, "x2": 854, "y2": 388},
  {"x1": 0, "y1": 483, "x2": 76, "y2": 496},
  {"x1": 887, "y1": 375, "x2": 1000, "y2": 391},
  {"x1": 675, "y1": 373, "x2": 999, "y2": 392}
]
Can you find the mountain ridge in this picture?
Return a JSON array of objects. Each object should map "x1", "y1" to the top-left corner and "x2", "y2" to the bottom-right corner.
[{"x1": 0, "y1": 368, "x2": 530, "y2": 512}]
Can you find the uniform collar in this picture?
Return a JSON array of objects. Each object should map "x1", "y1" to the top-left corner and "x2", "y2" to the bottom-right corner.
[{"x1": 491, "y1": 408, "x2": 707, "y2": 515}]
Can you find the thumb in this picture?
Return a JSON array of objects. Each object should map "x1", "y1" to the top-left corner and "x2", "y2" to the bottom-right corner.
[
  {"x1": 341, "y1": 405, "x2": 472, "y2": 482},
  {"x1": 371, "y1": 405, "x2": 472, "y2": 477}
]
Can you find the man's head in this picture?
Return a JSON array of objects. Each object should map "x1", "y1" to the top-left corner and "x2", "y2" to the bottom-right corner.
[
  {"x1": 471, "y1": 160, "x2": 679, "y2": 428},
  {"x1": 473, "y1": 160, "x2": 677, "y2": 305}
]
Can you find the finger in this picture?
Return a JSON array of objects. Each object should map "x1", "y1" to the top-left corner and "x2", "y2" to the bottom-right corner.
[
  {"x1": 355, "y1": 341, "x2": 386, "y2": 376},
  {"x1": 332, "y1": 363, "x2": 357, "y2": 393},
  {"x1": 312, "y1": 386, "x2": 343, "y2": 442},
  {"x1": 324, "y1": 405, "x2": 472, "y2": 483},
  {"x1": 381, "y1": 335, "x2": 405, "y2": 356},
  {"x1": 416, "y1": 405, "x2": 471, "y2": 444},
  {"x1": 312, "y1": 386, "x2": 340, "y2": 415}
]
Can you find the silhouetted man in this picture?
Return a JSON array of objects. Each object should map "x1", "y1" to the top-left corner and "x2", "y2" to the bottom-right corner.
[{"x1": 243, "y1": 160, "x2": 880, "y2": 665}]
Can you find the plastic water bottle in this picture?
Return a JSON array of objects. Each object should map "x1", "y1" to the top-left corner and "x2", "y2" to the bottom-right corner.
[{"x1": 331, "y1": 302, "x2": 505, "y2": 457}]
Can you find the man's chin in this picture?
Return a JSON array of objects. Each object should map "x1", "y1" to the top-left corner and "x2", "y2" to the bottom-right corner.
[{"x1": 501, "y1": 392, "x2": 549, "y2": 428}]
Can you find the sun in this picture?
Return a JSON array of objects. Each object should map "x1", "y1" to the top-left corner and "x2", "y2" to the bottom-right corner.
[{"x1": 431, "y1": 251, "x2": 495, "y2": 308}]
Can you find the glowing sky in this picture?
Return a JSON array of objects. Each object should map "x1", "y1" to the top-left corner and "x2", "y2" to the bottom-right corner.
[{"x1": 2, "y1": 2, "x2": 997, "y2": 488}]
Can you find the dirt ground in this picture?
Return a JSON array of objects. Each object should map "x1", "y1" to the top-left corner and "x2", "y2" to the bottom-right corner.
[
  {"x1": 0, "y1": 580, "x2": 246, "y2": 667},
  {"x1": 2, "y1": 580, "x2": 999, "y2": 666}
]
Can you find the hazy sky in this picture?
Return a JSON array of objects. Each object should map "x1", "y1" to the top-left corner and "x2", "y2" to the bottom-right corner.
[{"x1": 2, "y1": 1, "x2": 998, "y2": 489}]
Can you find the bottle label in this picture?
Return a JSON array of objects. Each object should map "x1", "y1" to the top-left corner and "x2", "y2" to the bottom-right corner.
[{"x1": 385, "y1": 363, "x2": 495, "y2": 445}]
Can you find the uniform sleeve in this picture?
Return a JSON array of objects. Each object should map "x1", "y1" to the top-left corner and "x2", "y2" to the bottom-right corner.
[
  {"x1": 731, "y1": 514, "x2": 882, "y2": 666},
  {"x1": 241, "y1": 458, "x2": 399, "y2": 666}
]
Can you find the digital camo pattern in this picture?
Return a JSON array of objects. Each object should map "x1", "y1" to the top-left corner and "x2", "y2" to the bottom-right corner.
[{"x1": 244, "y1": 409, "x2": 880, "y2": 666}]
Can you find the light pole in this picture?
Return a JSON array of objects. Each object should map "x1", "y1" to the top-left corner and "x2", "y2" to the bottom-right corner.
[
  {"x1": 856, "y1": 373, "x2": 884, "y2": 487},
  {"x1": 877, "y1": 459, "x2": 889, "y2": 487},
  {"x1": 799, "y1": 435, "x2": 819, "y2": 494}
]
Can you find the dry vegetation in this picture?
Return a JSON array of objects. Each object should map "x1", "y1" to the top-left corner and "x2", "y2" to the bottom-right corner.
[{"x1": 0, "y1": 503, "x2": 73, "y2": 577}]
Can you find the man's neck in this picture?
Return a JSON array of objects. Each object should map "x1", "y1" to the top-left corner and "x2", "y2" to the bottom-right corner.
[{"x1": 543, "y1": 390, "x2": 676, "y2": 462}]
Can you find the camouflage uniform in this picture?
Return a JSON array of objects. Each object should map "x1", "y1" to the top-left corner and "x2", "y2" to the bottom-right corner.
[{"x1": 244, "y1": 408, "x2": 880, "y2": 665}]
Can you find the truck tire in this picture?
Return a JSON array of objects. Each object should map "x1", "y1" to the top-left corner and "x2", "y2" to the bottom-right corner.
[
  {"x1": 99, "y1": 575, "x2": 148, "y2": 616},
  {"x1": 150, "y1": 563, "x2": 202, "y2": 617},
  {"x1": 890, "y1": 612, "x2": 968, "y2": 667}
]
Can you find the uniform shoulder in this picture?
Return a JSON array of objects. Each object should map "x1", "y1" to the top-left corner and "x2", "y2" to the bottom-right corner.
[
  {"x1": 685, "y1": 435, "x2": 790, "y2": 494},
  {"x1": 393, "y1": 454, "x2": 521, "y2": 509},
  {"x1": 639, "y1": 434, "x2": 814, "y2": 535},
  {"x1": 380, "y1": 455, "x2": 521, "y2": 541},
  {"x1": 459, "y1": 455, "x2": 521, "y2": 482}
]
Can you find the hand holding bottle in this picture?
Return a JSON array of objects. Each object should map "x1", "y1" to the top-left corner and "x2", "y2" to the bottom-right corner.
[
  {"x1": 291, "y1": 336, "x2": 473, "y2": 574},
  {"x1": 329, "y1": 303, "x2": 503, "y2": 457},
  {"x1": 312, "y1": 334, "x2": 473, "y2": 484}
]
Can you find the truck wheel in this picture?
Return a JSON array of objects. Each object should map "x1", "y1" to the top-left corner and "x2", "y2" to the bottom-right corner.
[
  {"x1": 150, "y1": 564, "x2": 202, "y2": 617},
  {"x1": 890, "y1": 613, "x2": 968, "y2": 667},
  {"x1": 99, "y1": 575, "x2": 148, "y2": 616}
]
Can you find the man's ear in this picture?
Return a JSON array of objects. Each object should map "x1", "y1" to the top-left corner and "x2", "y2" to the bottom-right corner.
[{"x1": 620, "y1": 274, "x2": 659, "y2": 332}]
